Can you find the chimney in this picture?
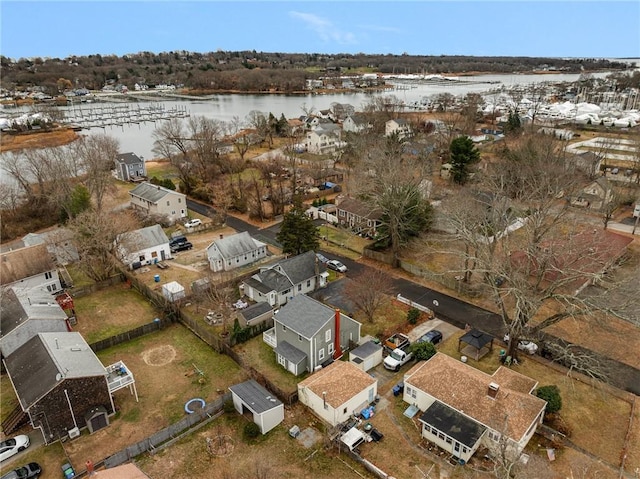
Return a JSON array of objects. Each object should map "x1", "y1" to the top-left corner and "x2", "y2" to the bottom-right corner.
[
  {"x1": 333, "y1": 309, "x2": 341, "y2": 359},
  {"x1": 487, "y1": 382, "x2": 499, "y2": 399},
  {"x1": 220, "y1": 234, "x2": 224, "y2": 239}
]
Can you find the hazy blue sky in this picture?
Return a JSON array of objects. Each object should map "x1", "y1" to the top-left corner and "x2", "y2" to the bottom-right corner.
[{"x1": 1, "y1": 1, "x2": 639, "y2": 60}]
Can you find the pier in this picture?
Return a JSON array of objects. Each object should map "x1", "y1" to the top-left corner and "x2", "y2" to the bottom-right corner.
[{"x1": 64, "y1": 103, "x2": 190, "y2": 130}]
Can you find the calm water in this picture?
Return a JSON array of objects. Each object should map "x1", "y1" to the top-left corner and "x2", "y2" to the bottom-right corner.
[{"x1": 0, "y1": 70, "x2": 622, "y2": 167}]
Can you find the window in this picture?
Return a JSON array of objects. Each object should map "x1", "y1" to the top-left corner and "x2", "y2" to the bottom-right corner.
[
  {"x1": 445, "y1": 437, "x2": 452, "y2": 444},
  {"x1": 438, "y1": 432, "x2": 445, "y2": 440},
  {"x1": 282, "y1": 325, "x2": 287, "y2": 332},
  {"x1": 488, "y1": 430, "x2": 501, "y2": 442},
  {"x1": 318, "y1": 348, "x2": 325, "y2": 360},
  {"x1": 343, "y1": 407, "x2": 348, "y2": 414},
  {"x1": 307, "y1": 279, "x2": 311, "y2": 287},
  {"x1": 298, "y1": 334, "x2": 303, "y2": 342},
  {"x1": 297, "y1": 284, "x2": 302, "y2": 292},
  {"x1": 167, "y1": 200, "x2": 170, "y2": 206},
  {"x1": 139, "y1": 255, "x2": 145, "y2": 262},
  {"x1": 151, "y1": 251, "x2": 158, "y2": 258},
  {"x1": 424, "y1": 425, "x2": 431, "y2": 433},
  {"x1": 277, "y1": 355, "x2": 286, "y2": 366},
  {"x1": 45, "y1": 271, "x2": 53, "y2": 280},
  {"x1": 406, "y1": 386, "x2": 416, "y2": 399},
  {"x1": 454, "y1": 442, "x2": 460, "y2": 452},
  {"x1": 328, "y1": 343, "x2": 334, "y2": 355},
  {"x1": 462, "y1": 446, "x2": 468, "y2": 454},
  {"x1": 325, "y1": 330, "x2": 331, "y2": 342},
  {"x1": 178, "y1": 198, "x2": 182, "y2": 203},
  {"x1": 339, "y1": 210, "x2": 345, "y2": 217},
  {"x1": 283, "y1": 289, "x2": 290, "y2": 295}
]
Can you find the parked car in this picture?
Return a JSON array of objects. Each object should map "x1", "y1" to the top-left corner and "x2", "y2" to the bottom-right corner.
[
  {"x1": 326, "y1": 259, "x2": 347, "y2": 273},
  {"x1": 169, "y1": 235, "x2": 188, "y2": 247},
  {"x1": 315, "y1": 252, "x2": 329, "y2": 264},
  {"x1": 61, "y1": 462, "x2": 75, "y2": 479},
  {"x1": 417, "y1": 329, "x2": 443, "y2": 345},
  {"x1": 170, "y1": 241, "x2": 193, "y2": 253},
  {"x1": 184, "y1": 218, "x2": 202, "y2": 228},
  {"x1": 0, "y1": 462, "x2": 41, "y2": 479},
  {"x1": 0, "y1": 435, "x2": 29, "y2": 463},
  {"x1": 517, "y1": 340, "x2": 539, "y2": 355}
]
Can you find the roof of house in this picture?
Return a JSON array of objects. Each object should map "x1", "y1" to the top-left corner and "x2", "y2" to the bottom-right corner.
[
  {"x1": 276, "y1": 251, "x2": 325, "y2": 286},
  {"x1": 229, "y1": 379, "x2": 283, "y2": 414},
  {"x1": 5, "y1": 332, "x2": 107, "y2": 410},
  {"x1": 346, "y1": 113, "x2": 370, "y2": 125},
  {"x1": 0, "y1": 287, "x2": 68, "y2": 338},
  {"x1": 247, "y1": 269, "x2": 292, "y2": 294},
  {"x1": 336, "y1": 197, "x2": 383, "y2": 221},
  {"x1": 129, "y1": 182, "x2": 184, "y2": 203},
  {"x1": 116, "y1": 152, "x2": 143, "y2": 165},
  {"x1": 0, "y1": 243, "x2": 54, "y2": 286},
  {"x1": 420, "y1": 401, "x2": 487, "y2": 448},
  {"x1": 120, "y1": 224, "x2": 170, "y2": 254},
  {"x1": 274, "y1": 340, "x2": 307, "y2": 365},
  {"x1": 350, "y1": 340, "x2": 383, "y2": 360},
  {"x1": 274, "y1": 294, "x2": 340, "y2": 339},
  {"x1": 388, "y1": 118, "x2": 408, "y2": 126},
  {"x1": 207, "y1": 231, "x2": 265, "y2": 261},
  {"x1": 238, "y1": 302, "x2": 273, "y2": 322},
  {"x1": 298, "y1": 360, "x2": 377, "y2": 409},
  {"x1": 86, "y1": 463, "x2": 150, "y2": 479},
  {"x1": 404, "y1": 353, "x2": 546, "y2": 442}
]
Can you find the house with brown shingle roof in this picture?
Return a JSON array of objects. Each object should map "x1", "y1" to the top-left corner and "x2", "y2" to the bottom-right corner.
[
  {"x1": 403, "y1": 353, "x2": 546, "y2": 464},
  {"x1": 298, "y1": 360, "x2": 377, "y2": 426},
  {"x1": 335, "y1": 196, "x2": 383, "y2": 237},
  {"x1": 0, "y1": 243, "x2": 61, "y2": 294}
]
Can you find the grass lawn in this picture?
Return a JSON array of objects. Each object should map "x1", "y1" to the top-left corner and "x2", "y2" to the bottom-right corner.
[
  {"x1": 0, "y1": 440, "x2": 68, "y2": 479},
  {"x1": 319, "y1": 223, "x2": 372, "y2": 256},
  {"x1": 65, "y1": 263, "x2": 96, "y2": 288},
  {"x1": 72, "y1": 285, "x2": 162, "y2": 344},
  {"x1": 146, "y1": 160, "x2": 179, "y2": 179},
  {"x1": 0, "y1": 375, "x2": 19, "y2": 423},
  {"x1": 438, "y1": 331, "x2": 632, "y2": 468}
]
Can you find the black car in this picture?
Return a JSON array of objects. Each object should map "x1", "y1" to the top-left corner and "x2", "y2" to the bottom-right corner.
[
  {"x1": 1, "y1": 462, "x2": 41, "y2": 479},
  {"x1": 417, "y1": 330, "x2": 443, "y2": 345},
  {"x1": 170, "y1": 241, "x2": 193, "y2": 253}
]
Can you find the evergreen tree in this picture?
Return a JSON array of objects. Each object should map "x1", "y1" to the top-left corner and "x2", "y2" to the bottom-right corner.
[
  {"x1": 504, "y1": 110, "x2": 522, "y2": 134},
  {"x1": 276, "y1": 197, "x2": 320, "y2": 255},
  {"x1": 449, "y1": 136, "x2": 480, "y2": 185}
]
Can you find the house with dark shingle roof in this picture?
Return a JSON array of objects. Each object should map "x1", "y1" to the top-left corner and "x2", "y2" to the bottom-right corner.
[
  {"x1": 241, "y1": 251, "x2": 328, "y2": 308},
  {"x1": 403, "y1": 353, "x2": 546, "y2": 464},
  {"x1": 4, "y1": 332, "x2": 115, "y2": 444},
  {"x1": 114, "y1": 152, "x2": 146, "y2": 182},
  {"x1": 206, "y1": 231, "x2": 268, "y2": 272},
  {"x1": 335, "y1": 197, "x2": 383, "y2": 237},
  {"x1": 0, "y1": 243, "x2": 61, "y2": 294},
  {"x1": 117, "y1": 224, "x2": 171, "y2": 269},
  {"x1": 229, "y1": 379, "x2": 284, "y2": 434},
  {"x1": 263, "y1": 294, "x2": 361, "y2": 376},
  {"x1": 298, "y1": 360, "x2": 377, "y2": 426},
  {"x1": 129, "y1": 182, "x2": 186, "y2": 224},
  {"x1": 343, "y1": 113, "x2": 372, "y2": 134}
]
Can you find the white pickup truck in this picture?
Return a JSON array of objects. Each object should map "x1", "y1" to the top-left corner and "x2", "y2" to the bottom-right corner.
[{"x1": 383, "y1": 348, "x2": 413, "y2": 371}]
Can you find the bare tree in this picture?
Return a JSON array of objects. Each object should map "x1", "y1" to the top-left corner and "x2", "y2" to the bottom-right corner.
[
  {"x1": 72, "y1": 134, "x2": 120, "y2": 212},
  {"x1": 344, "y1": 268, "x2": 394, "y2": 322}
]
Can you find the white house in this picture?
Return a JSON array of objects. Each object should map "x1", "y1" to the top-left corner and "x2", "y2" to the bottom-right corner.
[
  {"x1": 403, "y1": 353, "x2": 546, "y2": 464},
  {"x1": 0, "y1": 243, "x2": 62, "y2": 294},
  {"x1": 229, "y1": 379, "x2": 284, "y2": 434},
  {"x1": 305, "y1": 124, "x2": 343, "y2": 154},
  {"x1": 206, "y1": 231, "x2": 268, "y2": 272},
  {"x1": 298, "y1": 360, "x2": 377, "y2": 427},
  {"x1": 117, "y1": 224, "x2": 171, "y2": 269},
  {"x1": 342, "y1": 113, "x2": 372, "y2": 134},
  {"x1": 129, "y1": 182, "x2": 187, "y2": 224},
  {"x1": 385, "y1": 118, "x2": 412, "y2": 139}
]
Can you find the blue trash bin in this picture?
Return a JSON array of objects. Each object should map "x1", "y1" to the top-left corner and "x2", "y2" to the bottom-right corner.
[{"x1": 154, "y1": 274, "x2": 160, "y2": 282}]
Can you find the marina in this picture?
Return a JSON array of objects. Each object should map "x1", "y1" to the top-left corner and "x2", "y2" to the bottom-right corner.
[{"x1": 64, "y1": 103, "x2": 190, "y2": 130}]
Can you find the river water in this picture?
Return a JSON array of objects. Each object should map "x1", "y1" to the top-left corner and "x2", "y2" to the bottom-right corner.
[{"x1": 0, "y1": 69, "x2": 625, "y2": 164}]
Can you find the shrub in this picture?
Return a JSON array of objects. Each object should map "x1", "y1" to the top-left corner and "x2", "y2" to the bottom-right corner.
[
  {"x1": 243, "y1": 421, "x2": 261, "y2": 440},
  {"x1": 407, "y1": 307, "x2": 421, "y2": 325},
  {"x1": 536, "y1": 385, "x2": 562, "y2": 414},
  {"x1": 223, "y1": 400, "x2": 236, "y2": 414},
  {"x1": 411, "y1": 341, "x2": 437, "y2": 361}
]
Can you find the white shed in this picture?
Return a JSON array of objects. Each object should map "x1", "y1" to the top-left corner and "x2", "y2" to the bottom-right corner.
[
  {"x1": 229, "y1": 379, "x2": 284, "y2": 434},
  {"x1": 349, "y1": 340, "x2": 383, "y2": 372},
  {"x1": 162, "y1": 281, "x2": 185, "y2": 302}
]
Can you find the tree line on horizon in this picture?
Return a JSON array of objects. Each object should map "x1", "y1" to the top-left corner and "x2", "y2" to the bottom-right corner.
[{"x1": 0, "y1": 51, "x2": 632, "y2": 96}]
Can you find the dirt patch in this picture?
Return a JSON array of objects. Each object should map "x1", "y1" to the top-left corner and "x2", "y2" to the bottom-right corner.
[
  {"x1": 141, "y1": 345, "x2": 177, "y2": 366},
  {"x1": 0, "y1": 127, "x2": 79, "y2": 152}
]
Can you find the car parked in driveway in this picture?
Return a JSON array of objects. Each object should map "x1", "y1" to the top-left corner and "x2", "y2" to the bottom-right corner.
[
  {"x1": 417, "y1": 330, "x2": 443, "y2": 345},
  {"x1": 0, "y1": 435, "x2": 29, "y2": 463},
  {"x1": 1, "y1": 462, "x2": 41, "y2": 479},
  {"x1": 326, "y1": 259, "x2": 347, "y2": 273},
  {"x1": 184, "y1": 218, "x2": 202, "y2": 228},
  {"x1": 170, "y1": 241, "x2": 193, "y2": 253}
]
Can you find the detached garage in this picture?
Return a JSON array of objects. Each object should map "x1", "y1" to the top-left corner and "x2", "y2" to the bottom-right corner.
[
  {"x1": 349, "y1": 340, "x2": 383, "y2": 372},
  {"x1": 229, "y1": 379, "x2": 284, "y2": 434}
]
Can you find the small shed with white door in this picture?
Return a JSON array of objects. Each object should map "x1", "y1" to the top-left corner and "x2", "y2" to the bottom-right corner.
[
  {"x1": 162, "y1": 281, "x2": 185, "y2": 302},
  {"x1": 229, "y1": 379, "x2": 284, "y2": 434},
  {"x1": 349, "y1": 340, "x2": 383, "y2": 372}
]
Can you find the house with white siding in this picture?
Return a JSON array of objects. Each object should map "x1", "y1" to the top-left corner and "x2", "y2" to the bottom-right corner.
[
  {"x1": 305, "y1": 124, "x2": 343, "y2": 154},
  {"x1": 403, "y1": 353, "x2": 546, "y2": 464},
  {"x1": 206, "y1": 232, "x2": 268, "y2": 272},
  {"x1": 298, "y1": 360, "x2": 377, "y2": 426},
  {"x1": 117, "y1": 224, "x2": 171, "y2": 269},
  {"x1": 385, "y1": 118, "x2": 412, "y2": 139},
  {"x1": 343, "y1": 113, "x2": 372, "y2": 134},
  {"x1": 128, "y1": 182, "x2": 186, "y2": 224},
  {"x1": 0, "y1": 243, "x2": 61, "y2": 294}
]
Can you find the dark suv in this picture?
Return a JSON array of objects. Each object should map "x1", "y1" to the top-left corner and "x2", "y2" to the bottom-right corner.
[{"x1": 170, "y1": 241, "x2": 193, "y2": 253}]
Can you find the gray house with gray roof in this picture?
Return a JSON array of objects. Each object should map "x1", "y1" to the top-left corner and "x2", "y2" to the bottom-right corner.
[
  {"x1": 0, "y1": 287, "x2": 70, "y2": 358},
  {"x1": 114, "y1": 152, "x2": 146, "y2": 182},
  {"x1": 3, "y1": 332, "x2": 115, "y2": 444},
  {"x1": 242, "y1": 251, "x2": 328, "y2": 308},
  {"x1": 206, "y1": 231, "x2": 268, "y2": 272},
  {"x1": 129, "y1": 182, "x2": 186, "y2": 224},
  {"x1": 263, "y1": 294, "x2": 361, "y2": 376}
]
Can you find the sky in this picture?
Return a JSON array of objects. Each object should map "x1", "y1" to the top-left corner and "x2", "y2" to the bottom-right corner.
[{"x1": 1, "y1": 1, "x2": 639, "y2": 60}]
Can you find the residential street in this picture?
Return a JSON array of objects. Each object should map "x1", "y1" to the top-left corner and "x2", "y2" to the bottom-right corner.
[{"x1": 188, "y1": 202, "x2": 640, "y2": 395}]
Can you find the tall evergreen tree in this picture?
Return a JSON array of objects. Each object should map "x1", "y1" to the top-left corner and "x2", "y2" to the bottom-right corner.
[
  {"x1": 276, "y1": 198, "x2": 320, "y2": 255},
  {"x1": 449, "y1": 136, "x2": 481, "y2": 185}
]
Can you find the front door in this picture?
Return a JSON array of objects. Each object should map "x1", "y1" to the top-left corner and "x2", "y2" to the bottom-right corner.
[{"x1": 161, "y1": 250, "x2": 166, "y2": 261}]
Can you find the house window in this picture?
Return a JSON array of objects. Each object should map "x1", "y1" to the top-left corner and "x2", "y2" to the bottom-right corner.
[
  {"x1": 283, "y1": 289, "x2": 290, "y2": 295},
  {"x1": 45, "y1": 271, "x2": 53, "y2": 280},
  {"x1": 328, "y1": 343, "x2": 334, "y2": 355},
  {"x1": 424, "y1": 424, "x2": 431, "y2": 433},
  {"x1": 445, "y1": 436, "x2": 452, "y2": 444},
  {"x1": 462, "y1": 446, "x2": 468, "y2": 454},
  {"x1": 339, "y1": 210, "x2": 345, "y2": 217},
  {"x1": 343, "y1": 407, "x2": 348, "y2": 414},
  {"x1": 151, "y1": 251, "x2": 158, "y2": 258},
  {"x1": 325, "y1": 330, "x2": 331, "y2": 342},
  {"x1": 298, "y1": 284, "x2": 302, "y2": 292},
  {"x1": 277, "y1": 355, "x2": 286, "y2": 367},
  {"x1": 406, "y1": 386, "x2": 416, "y2": 399},
  {"x1": 454, "y1": 442, "x2": 460, "y2": 452},
  {"x1": 319, "y1": 348, "x2": 325, "y2": 360},
  {"x1": 282, "y1": 326, "x2": 287, "y2": 332},
  {"x1": 298, "y1": 334, "x2": 303, "y2": 342},
  {"x1": 178, "y1": 198, "x2": 182, "y2": 203},
  {"x1": 139, "y1": 255, "x2": 145, "y2": 262},
  {"x1": 488, "y1": 430, "x2": 501, "y2": 442},
  {"x1": 438, "y1": 432, "x2": 445, "y2": 440},
  {"x1": 167, "y1": 201, "x2": 170, "y2": 206},
  {"x1": 307, "y1": 279, "x2": 311, "y2": 287}
]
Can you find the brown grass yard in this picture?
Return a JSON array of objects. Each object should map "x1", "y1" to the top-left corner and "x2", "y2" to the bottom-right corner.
[
  {"x1": 0, "y1": 441, "x2": 69, "y2": 479},
  {"x1": 72, "y1": 285, "x2": 161, "y2": 343}
]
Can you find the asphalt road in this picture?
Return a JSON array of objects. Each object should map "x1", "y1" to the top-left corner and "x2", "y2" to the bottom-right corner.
[{"x1": 187, "y1": 202, "x2": 640, "y2": 395}]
